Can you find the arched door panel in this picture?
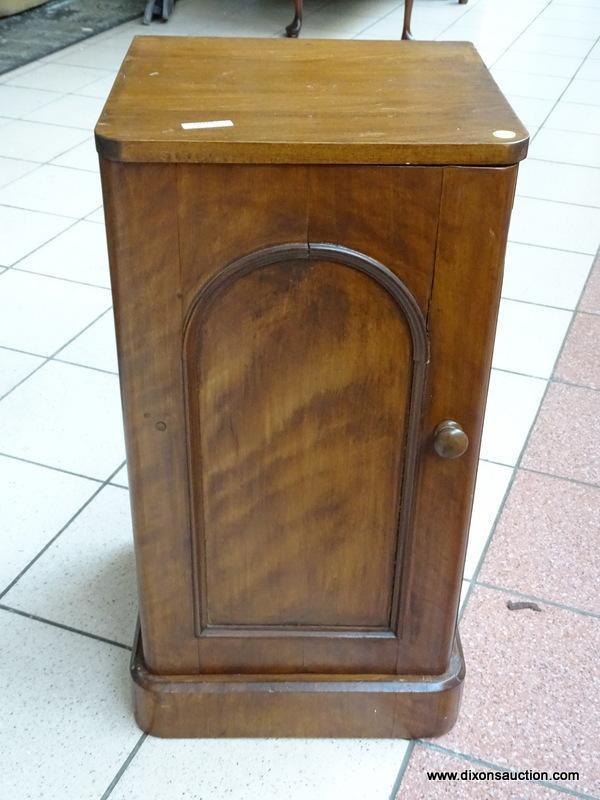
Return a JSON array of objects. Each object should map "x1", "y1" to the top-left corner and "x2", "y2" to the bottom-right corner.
[{"x1": 184, "y1": 244, "x2": 427, "y2": 672}]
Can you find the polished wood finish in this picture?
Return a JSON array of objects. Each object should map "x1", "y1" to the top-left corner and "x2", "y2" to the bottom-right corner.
[
  {"x1": 96, "y1": 38, "x2": 528, "y2": 166},
  {"x1": 97, "y1": 37, "x2": 527, "y2": 737},
  {"x1": 433, "y1": 421, "x2": 470, "y2": 460},
  {"x1": 131, "y1": 624, "x2": 465, "y2": 738},
  {"x1": 402, "y1": 0, "x2": 415, "y2": 39}
]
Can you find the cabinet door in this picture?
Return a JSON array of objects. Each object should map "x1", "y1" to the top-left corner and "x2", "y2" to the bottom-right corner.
[
  {"x1": 103, "y1": 161, "x2": 515, "y2": 677},
  {"x1": 178, "y1": 165, "x2": 441, "y2": 674}
]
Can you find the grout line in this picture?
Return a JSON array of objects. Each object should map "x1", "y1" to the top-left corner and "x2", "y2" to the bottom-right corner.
[
  {"x1": 0, "y1": 305, "x2": 113, "y2": 402},
  {"x1": 519, "y1": 463, "x2": 600, "y2": 489},
  {"x1": 507, "y1": 238, "x2": 598, "y2": 256},
  {"x1": 2, "y1": 215, "x2": 81, "y2": 265},
  {"x1": 498, "y1": 294, "x2": 579, "y2": 313},
  {"x1": 526, "y1": 155, "x2": 600, "y2": 169},
  {"x1": 417, "y1": 742, "x2": 600, "y2": 800},
  {"x1": 0, "y1": 459, "x2": 125, "y2": 599},
  {"x1": 0, "y1": 450, "x2": 104, "y2": 482},
  {"x1": 4, "y1": 265, "x2": 109, "y2": 289},
  {"x1": 389, "y1": 740, "x2": 416, "y2": 799},
  {"x1": 0, "y1": 200, "x2": 78, "y2": 219},
  {"x1": 523, "y1": 34, "x2": 600, "y2": 139},
  {"x1": 460, "y1": 242, "x2": 600, "y2": 617},
  {"x1": 0, "y1": 603, "x2": 132, "y2": 649},
  {"x1": 53, "y1": 357, "x2": 118, "y2": 376},
  {"x1": 517, "y1": 191, "x2": 600, "y2": 210},
  {"x1": 473, "y1": 581, "x2": 600, "y2": 618},
  {"x1": 100, "y1": 733, "x2": 147, "y2": 800}
]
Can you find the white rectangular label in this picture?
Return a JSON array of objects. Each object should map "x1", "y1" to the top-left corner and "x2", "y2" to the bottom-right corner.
[{"x1": 181, "y1": 120, "x2": 234, "y2": 130}]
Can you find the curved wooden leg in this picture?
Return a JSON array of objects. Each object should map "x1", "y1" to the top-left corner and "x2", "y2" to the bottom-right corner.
[
  {"x1": 402, "y1": 0, "x2": 414, "y2": 40},
  {"x1": 458, "y1": 0, "x2": 468, "y2": 4},
  {"x1": 286, "y1": 0, "x2": 303, "y2": 37}
]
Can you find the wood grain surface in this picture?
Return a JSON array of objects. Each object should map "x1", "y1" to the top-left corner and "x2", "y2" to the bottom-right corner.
[{"x1": 95, "y1": 37, "x2": 528, "y2": 165}]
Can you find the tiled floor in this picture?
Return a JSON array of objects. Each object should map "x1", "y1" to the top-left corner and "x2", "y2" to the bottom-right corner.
[{"x1": 0, "y1": 0, "x2": 599, "y2": 798}]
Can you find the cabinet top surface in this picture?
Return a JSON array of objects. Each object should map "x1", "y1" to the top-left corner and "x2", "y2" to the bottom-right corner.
[{"x1": 95, "y1": 36, "x2": 528, "y2": 166}]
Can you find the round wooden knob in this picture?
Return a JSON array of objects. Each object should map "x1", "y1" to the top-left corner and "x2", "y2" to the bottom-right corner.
[{"x1": 433, "y1": 420, "x2": 469, "y2": 459}]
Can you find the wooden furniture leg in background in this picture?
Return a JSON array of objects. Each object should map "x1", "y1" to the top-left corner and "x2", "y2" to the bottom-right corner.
[
  {"x1": 402, "y1": 0, "x2": 414, "y2": 39},
  {"x1": 403, "y1": 0, "x2": 468, "y2": 39},
  {"x1": 286, "y1": 0, "x2": 303, "y2": 37}
]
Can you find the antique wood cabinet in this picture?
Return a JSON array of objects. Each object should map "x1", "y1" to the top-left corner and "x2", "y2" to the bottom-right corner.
[{"x1": 96, "y1": 37, "x2": 528, "y2": 738}]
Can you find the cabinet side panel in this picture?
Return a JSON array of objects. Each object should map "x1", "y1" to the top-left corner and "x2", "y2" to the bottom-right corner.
[
  {"x1": 100, "y1": 159, "x2": 199, "y2": 674},
  {"x1": 400, "y1": 165, "x2": 518, "y2": 674}
]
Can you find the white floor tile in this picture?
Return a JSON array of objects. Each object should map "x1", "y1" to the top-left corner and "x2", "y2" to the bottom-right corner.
[
  {"x1": 516, "y1": 158, "x2": 600, "y2": 207},
  {"x1": 0, "y1": 611, "x2": 140, "y2": 800},
  {"x1": 590, "y1": 37, "x2": 600, "y2": 58},
  {"x1": 0, "y1": 84, "x2": 60, "y2": 118},
  {"x1": 109, "y1": 737, "x2": 409, "y2": 800},
  {"x1": 15, "y1": 219, "x2": 110, "y2": 286},
  {"x1": 503, "y1": 94, "x2": 555, "y2": 127},
  {"x1": 0, "y1": 164, "x2": 102, "y2": 218},
  {"x1": 491, "y1": 69, "x2": 569, "y2": 100},
  {"x1": 86, "y1": 205, "x2": 105, "y2": 223},
  {"x1": 5, "y1": 61, "x2": 113, "y2": 93},
  {"x1": 545, "y1": 100, "x2": 600, "y2": 134},
  {"x1": 0, "y1": 155, "x2": 38, "y2": 188},
  {"x1": 512, "y1": 32, "x2": 593, "y2": 57},
  {"x1": 464, "y1": 460, "x2": 513, "y2": 579},
  {"x1": 0, "y1": 360, "x2": 125, "y2": 479},
  {"x1": 502, "y1": 242, "x2": 593, "y2": 309},
  {"x1": 57, "y1": 41, "x2": 131, "y2": 71},
  {"x1": 59, "y1": 310, "x2": 118, "y2": 372},
  {"x1": 528, "y1": 15, "x2": 600, "y2": 38},
  {"x1": 76, "y1": 72, "x2": 118, "y2": 100},
  {"x1": 528, "y1": 128, "x2": 600, "y2": 168},
  {"x1": 0, "y1": 456, "x2": 98, "y2": 591},
  {"x1": 4, "y1": 485, "x2": 136, "y2": 644},
  {"x1": 542, "y1": 3, "x2": 600, "y2": 22},
  {"x1": 459, "y1": 579, "x2": 471, "y2": 613},
  {"x1": 24, "y1": 93, "x2": 106, "y2": 131},
  {"x1": 577, "y1": 58, "x2": 600, "y2": 79},
  {"x1": 492, "y1": 298, "x2": 572, "y2": 378},
  {"x1": 0, "y1": 118, "x2": 89, "y2": 162},
  {"x1": 0, "y1": 346, "x2": 43, "y2": 396},
  {"x1": 492, "y1": 49, "x2": 583, "y2": 78},
  {"x1": 111, "y1": 463, "x2": 129, "y2": 487},
  {"x1": 0, "y1": 270, "x2": 111, "y2": 355},
  {"x1": 480, "y1": 369, "x2": 547, "y2": 465},
  {"x1": 0, "y1": 59, "x2": 46, "y2": 86},
  {"x1": 509, "y1": 195, "x2": 600, "y2": 254},
  {"x1": 0, "y1": 205, "x2": 72, "y2": 266},
  {"x1": 52, "y1": 137, "x2": 99, "y2": 172},
  {"x1": 561, "y1": 77, "x2": 600, "y2": 105}
]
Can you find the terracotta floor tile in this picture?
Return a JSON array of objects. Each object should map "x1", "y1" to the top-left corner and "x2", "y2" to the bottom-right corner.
[
  {"x1": 479, "y1": 470, "x2": 600, "y2": 614},
  {"x1": 432, "y1": 586, "x2": 600, "y2": 796},
  {"x1": 521, "y1": 382, "x2": 600, "y2": 485},
  {"x1": 579, "y1": 252, "x2": 600, "y2": 315},
  {"x1": 397, "y1": 746, "x2": 584, "y2": 799},
  {"x1": 554, "y1": 312, "x2": 600, "y2": 390}
]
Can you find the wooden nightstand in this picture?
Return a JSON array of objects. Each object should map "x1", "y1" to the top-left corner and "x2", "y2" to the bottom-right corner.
[{"x1": 96, "y1": 36, "x2": 527, "y2": 738}]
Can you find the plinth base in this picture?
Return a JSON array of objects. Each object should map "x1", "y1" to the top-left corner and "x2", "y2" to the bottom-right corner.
[{"x1": 130, "y1": 626, "x2": 465, "y2": 738}]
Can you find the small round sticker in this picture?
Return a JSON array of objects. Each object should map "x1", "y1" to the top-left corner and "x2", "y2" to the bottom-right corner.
[{"x1": 493, "y1": 129, "x2": 516, "y2": 139}]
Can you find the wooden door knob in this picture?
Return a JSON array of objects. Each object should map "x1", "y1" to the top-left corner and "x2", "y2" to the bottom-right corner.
[{"x1": 433, "y1": 420, "x2": 469, "y2": 459}]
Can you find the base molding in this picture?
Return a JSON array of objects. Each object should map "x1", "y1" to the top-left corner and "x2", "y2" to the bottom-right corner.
[{"x1": 130, "y1": 626, "x2": 465, "y2": 738}]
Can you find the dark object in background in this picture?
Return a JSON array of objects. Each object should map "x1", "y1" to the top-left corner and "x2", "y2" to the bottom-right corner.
[
  {"x1": 0, "y1": 0, "x2": 141, "y2": 75},
  {"x1": 285, "y1": 0, "x2": 470, "y2": 41}
]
